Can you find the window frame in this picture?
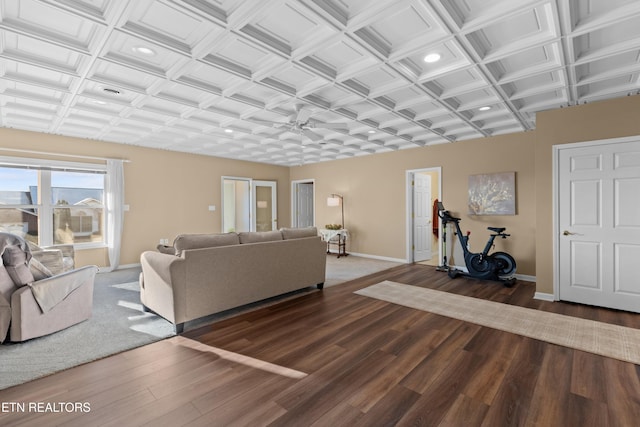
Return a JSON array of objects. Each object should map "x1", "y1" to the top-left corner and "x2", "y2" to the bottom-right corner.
[{"x1": 0, "y1": 156, "x2": 108, "y2": 249}]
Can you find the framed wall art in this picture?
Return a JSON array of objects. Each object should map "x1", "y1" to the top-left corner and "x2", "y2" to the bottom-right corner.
[{"x1": 468, "y1": 172, "x2": 516, "y2": 215}]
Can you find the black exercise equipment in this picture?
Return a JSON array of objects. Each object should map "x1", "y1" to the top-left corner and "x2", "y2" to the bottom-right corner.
[{"x1": 437, "y1": 202, "x2": 517, "y2": 287}]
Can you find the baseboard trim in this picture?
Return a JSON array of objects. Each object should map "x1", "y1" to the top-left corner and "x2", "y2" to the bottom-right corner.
[
  {"x1": 98, "y1": 263, "x2": 141, "y2": 273},
  {"x1": 344, "y1": 252, "x2": 407, "y2": 264},
  {"x1": 534, "y1": 292, "x2": 555, "y2": 302}
]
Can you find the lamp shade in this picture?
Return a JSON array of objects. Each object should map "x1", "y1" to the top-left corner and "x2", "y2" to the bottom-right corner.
[{"x1": 327, "y1": 196, "x2": 340, "y2": 207}]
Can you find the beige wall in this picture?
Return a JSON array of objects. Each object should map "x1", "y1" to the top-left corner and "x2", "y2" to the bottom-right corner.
[
  {"x1": 0, "y1": 128, "x2": 290, "y2": 267},
  {"x1": 534, "y1": 95, "x2": 640, "y2": 294},
  {"x1": 3, "y1": 94, "x2": 639, "y2": 293},
  {"x1": 290, "y1": 132, "x2": 537, "y2": 275}
]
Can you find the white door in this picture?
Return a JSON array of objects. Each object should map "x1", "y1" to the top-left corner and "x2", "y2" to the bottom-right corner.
[
  {"x1": 295, "y1": 182, "x2": 314, "y2": 228},
  {"x1": 413, "y1": 173, "x2": 432, "y2": 262},
  {"x1": 252, "y1": 180, "x2": 277, "y2": 231},
  {"x1": 558, "y1": 138, "x2": 640, "y2": 312}
]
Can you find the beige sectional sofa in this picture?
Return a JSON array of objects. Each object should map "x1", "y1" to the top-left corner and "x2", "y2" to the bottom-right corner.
[{"x1": 139, "y1": 227, "x2": 326, "y2": 332}]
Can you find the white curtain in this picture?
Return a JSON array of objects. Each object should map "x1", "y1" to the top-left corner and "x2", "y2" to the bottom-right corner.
[{"x1": 105, "y1": 159, "x2": 124, "y2": 271}]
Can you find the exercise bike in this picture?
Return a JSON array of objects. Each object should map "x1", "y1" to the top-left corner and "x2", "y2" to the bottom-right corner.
[{"x1": 437, "y1": 202, "x2": 517, "y2": 287}]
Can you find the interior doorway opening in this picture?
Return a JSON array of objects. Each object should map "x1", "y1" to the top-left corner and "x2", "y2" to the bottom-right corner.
[
  {"x1": 291, "y1": 179, "x2": 315, "y2": 228},
  {"x1": 406, "y1": 167, "x2": 442, "y2": 265},
  {"x1": 222, "y1": 177, "x2": 277, "y2": 233}
]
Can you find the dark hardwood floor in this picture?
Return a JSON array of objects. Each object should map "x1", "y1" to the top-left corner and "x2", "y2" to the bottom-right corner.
[{"x1": 2, "y1": 264, "x2": 640, "y2": 426}]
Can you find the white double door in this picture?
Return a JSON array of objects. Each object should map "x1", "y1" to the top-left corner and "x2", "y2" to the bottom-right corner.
[{"x1": 557, "y1": 137, "x2": 640, "y2": 312}]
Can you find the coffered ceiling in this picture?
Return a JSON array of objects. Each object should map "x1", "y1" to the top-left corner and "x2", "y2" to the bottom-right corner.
[{"x1": 1, "y1": 0, "x2": 640, "y2": 166}]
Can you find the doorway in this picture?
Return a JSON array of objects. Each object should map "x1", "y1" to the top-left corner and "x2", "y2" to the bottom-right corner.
[
  {"x1": 291, "y1": 179, "x2": 315, "y2": 228},
  {"x1": 406, "y1": 167, "x2": 442, "y2": 264},
  {"x1": 253, "y1": 180, "x2": 277, "y2": 231},
  {"x1": 222, "y1": 177, "x2": 251, "y2": 233},
  {"x1": 222, "y1": 177, "x2": 278, "y2": 233},
  {"x1": 554, "y1": 136, "x2": 640, "y2": 312}
]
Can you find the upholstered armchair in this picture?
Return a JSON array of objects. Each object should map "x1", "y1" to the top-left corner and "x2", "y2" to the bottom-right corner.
[{"x1": 0, "y1": 233, "x2": 96, "y2": 343}]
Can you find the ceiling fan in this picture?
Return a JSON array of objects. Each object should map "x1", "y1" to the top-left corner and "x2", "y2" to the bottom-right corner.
[{"x1": 253, "y1": 105, "x2": 349, "y2": 142}]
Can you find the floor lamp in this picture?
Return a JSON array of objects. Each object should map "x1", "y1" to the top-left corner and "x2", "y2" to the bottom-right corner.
[{"x1": 327, "y1": 194, "x2": 344, "y2": 229}]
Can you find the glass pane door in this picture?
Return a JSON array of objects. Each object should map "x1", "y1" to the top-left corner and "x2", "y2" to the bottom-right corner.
[{"x1": 252, "y1": 181, "x2": 277, "y2": 231}]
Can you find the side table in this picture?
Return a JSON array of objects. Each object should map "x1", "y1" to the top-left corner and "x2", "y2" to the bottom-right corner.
[{"x1": 319, "y1": 229, "x2": 349, "y2": 258}]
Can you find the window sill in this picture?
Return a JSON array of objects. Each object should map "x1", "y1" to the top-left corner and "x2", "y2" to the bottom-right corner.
[{"x1": 74, "y1": 242, "x2": 108, "y2": 251}]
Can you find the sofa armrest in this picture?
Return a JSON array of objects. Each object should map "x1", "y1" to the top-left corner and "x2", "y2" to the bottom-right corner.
[
  {"x1": 27, "y1": 266, "x2": 98, "y2": 312},
  {"x1": 140, "y1": 251, "x2": 186, "y2": 324},
  {"x1": 10, "y1": 266, "x2": 96, "y2": 341},
  {"x1": 140, "y1": 251, "x2": 185, "y2": 286}
]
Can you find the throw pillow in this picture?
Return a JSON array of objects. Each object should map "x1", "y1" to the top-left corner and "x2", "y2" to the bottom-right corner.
[
  {"x1": 157, "y1": 244, "x2": 176, "y2": 255},
  {"x1": 1, "y1": 245, "x2": 35, "y2": 286},
  {"x1": 29, "y1": 257, "x2": 53, "y2": 281}
]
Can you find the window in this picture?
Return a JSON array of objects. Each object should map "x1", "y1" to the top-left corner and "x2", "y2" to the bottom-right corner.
[{"x1": 0, "y1": 157, "x2": 106, "y2": 247}]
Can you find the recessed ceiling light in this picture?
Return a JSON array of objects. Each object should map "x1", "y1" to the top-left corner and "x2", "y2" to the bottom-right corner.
[
  {"x1": 224, "y1": 129, "x2": 233, "y2": 133},
  {"x1": 92, "y1": 99, "x2": 107, "y2": 105},
  {"x1": 423, "y1": 53, "x2": 441, "y2": 63},
  {"x1": 132, "y1": 46, "x2": 156, "y2": 56},
  {"x1": 368, "y1": 130, "x2": 376, "y2": 134},
  {"x1": 478, "y1": 106, "x2": 491, "y2": 111}
]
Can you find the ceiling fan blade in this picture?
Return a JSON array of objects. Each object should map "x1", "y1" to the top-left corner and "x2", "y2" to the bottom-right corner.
[
  {"x1": 250, "y1": 119, "x2": 281, "y2": 127},
  {"x1": 302, "y1": 129, "x2": 323, "y2": 142},
  {"x1": 310, "y1": 122, "x2": 348, "y2": 130},
  {"x1": 295, "y1": 106, "x2": 313, "y2": 123}
]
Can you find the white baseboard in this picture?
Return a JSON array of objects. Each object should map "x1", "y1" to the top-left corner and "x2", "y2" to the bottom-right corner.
[
  {"x1": 118, "y1": 262, "x2": 142, "y2": 270},
  {"x1": 97, "y1": 263, "x2": 141, "y2": 273},
  {"x1": 534, "y1": 292, "x2": 555, "y2": 301},
  {"x1": 343, "y1": 252, "x2": 407, "y2": 264}
]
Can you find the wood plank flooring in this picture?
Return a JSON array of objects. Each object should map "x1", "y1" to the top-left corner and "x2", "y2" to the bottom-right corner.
[{"x1": 2, "y1": 264, "x2": 640, "y2": 426}]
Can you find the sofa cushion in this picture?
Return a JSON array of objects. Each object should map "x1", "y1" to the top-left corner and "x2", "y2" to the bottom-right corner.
[
  {"x1": 280, "y1": 227, "x2": 318, "y2": 240},
  {"x1": 173, "y1": 233, "x2": 240, "y2": 256},
  {"x1": 238, "y1": 230, "x2": 283, "y2": 244},
  {"x1": 2, "y1": 245, "x2": 35, "y2": 286}
]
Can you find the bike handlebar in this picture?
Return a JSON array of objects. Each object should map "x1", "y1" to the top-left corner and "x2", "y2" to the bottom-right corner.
[{"x1": 438, "y1": 209, "x2": 460, "y2": 222}]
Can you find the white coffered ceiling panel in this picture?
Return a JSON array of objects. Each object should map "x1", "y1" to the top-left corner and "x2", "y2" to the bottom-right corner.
[{"x1": 1, "y1": 0, "x2": 640, "y2": 166}]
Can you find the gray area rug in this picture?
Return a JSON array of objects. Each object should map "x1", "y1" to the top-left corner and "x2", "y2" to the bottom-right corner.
[
  {"x1": 0, "y1": 268, "x2": 175, "y2": 390},
  {"x1": 357, "y1": 281, "x2": 640, "y2": 365},
  {"x1": 324, "y1": 255, "x2": 402, "y2": 287}
]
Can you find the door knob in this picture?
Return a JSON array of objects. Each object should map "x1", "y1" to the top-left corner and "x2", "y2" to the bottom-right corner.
[{"x1": 563, "y1": 230, "x2": 575, "y2": 236}]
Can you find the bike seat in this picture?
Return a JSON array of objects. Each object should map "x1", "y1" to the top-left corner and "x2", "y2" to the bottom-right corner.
[{"x1": 488, "y1": 227, "x2": 506, "y2": 233}]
